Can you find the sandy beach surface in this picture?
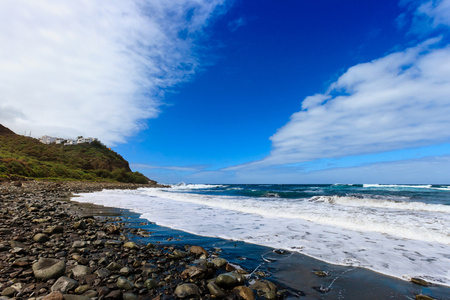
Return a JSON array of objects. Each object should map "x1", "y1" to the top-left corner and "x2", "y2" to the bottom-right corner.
[{"x1": 0, "y1": 180, "x2": 449, "y2": 300}]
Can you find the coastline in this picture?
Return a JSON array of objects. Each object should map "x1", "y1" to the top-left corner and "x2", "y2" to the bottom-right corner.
[{"x1": 1, "y1": 180, "x2": 449, "y2": 300}]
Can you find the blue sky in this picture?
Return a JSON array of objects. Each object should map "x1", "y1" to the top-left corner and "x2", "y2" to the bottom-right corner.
[{"x1": 1, "y1": 0, "x2": 450, "y2": 184}]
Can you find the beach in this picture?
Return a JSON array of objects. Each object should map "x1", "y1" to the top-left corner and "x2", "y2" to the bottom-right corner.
[{"x1": 1, "y1": 181, "x2": 449, "y2": 299}]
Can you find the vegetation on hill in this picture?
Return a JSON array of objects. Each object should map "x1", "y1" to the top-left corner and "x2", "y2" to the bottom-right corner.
[{"x1": 0, "y1": 125, "x2": 149, "y2": 183}]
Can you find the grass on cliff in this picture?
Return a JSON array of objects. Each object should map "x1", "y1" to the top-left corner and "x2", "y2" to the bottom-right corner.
[{"x1": 0, "y1": 133, "x2": 149, "y2": 183}]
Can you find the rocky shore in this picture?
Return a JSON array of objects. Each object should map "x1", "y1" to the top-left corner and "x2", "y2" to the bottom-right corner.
[{"x1": 0, "y1": 180, "x2": 282, "y2": 300}]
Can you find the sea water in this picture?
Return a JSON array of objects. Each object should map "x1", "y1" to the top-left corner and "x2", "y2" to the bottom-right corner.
[{"x1": 75, "y1": 183, "x2": 450, "y2": 287}]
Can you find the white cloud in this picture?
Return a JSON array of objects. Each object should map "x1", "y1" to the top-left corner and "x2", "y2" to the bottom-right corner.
[
  {"x1": 0, "y1": 0, "x2": 226, "y2": 144},
  {"x1": 418, "y1": 0, "x2": 450, "y2": 27},
  {"x1": 226, "y1": 38, "x2": 450, "y2": 170}
]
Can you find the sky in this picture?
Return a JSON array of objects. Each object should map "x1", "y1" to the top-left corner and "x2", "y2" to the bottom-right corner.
[{"x1": 1, "y1": 0, "x2": 450, "y2": 184}]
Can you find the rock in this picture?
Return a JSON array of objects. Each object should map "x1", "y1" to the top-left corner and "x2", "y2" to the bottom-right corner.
[
  {"x1": 123, "y1": 242, "x2": 138, "y2": 249},
  {"x1": 95, "y1": 268, "x2": 111, "y2": 278},
  {"x1": 105, "y1": 290, "x2": 121, "y2": 299},
  {"x1": 144, "y1": 279, "x2": 157, "y2": 290},
  {"x1": 71, "y1": 265, "x2": 92, "y2": 279},
  {"x1": 171, "y1": 249, "x2": 187, "y2": 258},
  {"x1": 119, "y1": 267, "x2": 132, "y2": 276},
  {"x1": 249, "y1": 280, "x2": 277, "y2": 300},
  {"x1": 74, "y1": 285, "x2": 90, "y2": 295},
  {"x1": 215, "y1": 272, "x2": 239, "y2": 288},
  {"x1": 181, "y1": 265, "x2": 207, "y2": 279},
  {"x1": 51, "y1": 276, "x2": 78, "y2": 293},
  {"x1": 211, "y1": 258, "x2": 227, "y2": 268},
  {"x1": 73, "y1": 220, "x2": 86, "y2": 230},
  {"x1": 42, "y1": 291, "x2": 64, "y2": 300},
  {"x1": 411, "y1": 278, "x2": 430, "y2": 286},
  {"x1": 123, "y1": 292, "x2": 138, "y2": 300},
  {"x1": 314, "y1": 270, "x2": 329, "y2": 277},
  {"x1": 9, "y1": 240, "x2": 26, "y2": 249},
  {"x1": 233, "y1": 286, "x2": 255, "y2": 300},
  {"x1": 207, "y1": 282, "x2": 226, "y2": 299},
  {"x1": 33, "y1": 233, "x2": 50, "y2": 243},
  {"x1": 189, "y1": 246, "x2": 208, "y2": 257},
  {"x1": 82, "y1": 290, "x2": 98, "y2": 298},
  {"x1": 1, "y1": 287, "x2": 16, "y2": 297},
  {"x1": 174, "y1": 284, "x2": 200, "y2": 298},
  {"x1": 106, "y1": 262, "x2": 122, "y2": 271},
  {"x1": 43, "y1": 225, "x2": 64, "y2": 235},
  {"x1": 116, "y1": 277, "x2": 134, "y2": 291},
  {"x1": 105, "y1": 240, "x2": 122, "y2": 247},
  {"x1": 62, "y1": 295, "x2": 90, "y2": 300},
  {"x1": 415, "y1": 295, "x2": 436, "y2": 300},
  {"x1": 72, "y1": 241, "x2": 86, "y2": 248},
  {"x1": 33, "y1": 258, "x2": 66, "y2": 280}
]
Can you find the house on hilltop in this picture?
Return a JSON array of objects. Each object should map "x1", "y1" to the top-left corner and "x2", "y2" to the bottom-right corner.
[
  {"x1": 39, "y1": 135, "x2": 57, "y2": 144},
  {"x1": 39, "y1": 135, "x2": 98, "y2": 146}
]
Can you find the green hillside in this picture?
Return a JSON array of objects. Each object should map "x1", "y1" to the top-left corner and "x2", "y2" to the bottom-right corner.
[{"x1": 0, "y1": 124, "x2": 149, "y2": 183}]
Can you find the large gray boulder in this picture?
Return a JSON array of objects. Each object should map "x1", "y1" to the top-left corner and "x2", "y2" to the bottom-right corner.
[
  {"x1": 33, "y1": 258, "x2": 66, "y2": 280},
  {"x1": 174, "y1": 284, "x2": 200, "y2": 298}
]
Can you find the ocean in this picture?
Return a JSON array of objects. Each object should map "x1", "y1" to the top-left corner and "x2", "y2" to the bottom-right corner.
[{"x1": 75, "y1": 183, "x2": 450, "y2": 288}]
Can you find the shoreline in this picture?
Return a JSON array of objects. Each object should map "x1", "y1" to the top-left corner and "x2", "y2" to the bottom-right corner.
[{"x1": 1, "y1": 180, "x2": 448, "y2": 299}]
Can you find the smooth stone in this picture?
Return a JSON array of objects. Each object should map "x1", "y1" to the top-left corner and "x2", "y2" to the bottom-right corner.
[
  {"x1": 189, "y1": 246, "x2": 208, "y2": 257},
  {"x1": 105, "y1": 240, "x2": 122, "y2": 247},
  {"x1": 172, "y1": 249, "x2": 187, "y2": 258},
  {"x1": 82, "y1": 290, "x2": 98, "y2": 298},
  {"x1": 119, "y1": 267, "x2": 132, "y2": 276},
  {"x1": 33, "y1": 258, "x2": 66, "y2": 280},
  {"x1": 174, "y1": 284, "x2": 200, "y2": 298},
  {"x1": 43, "y1": 225, "x2": 64, "y2": 235},
  {"x1": 42, "y1": 291, "x2": 64, "y2": 300},
  {"x1": 33, "y1": 233, "x2": 50, "y2": 243},
  {"x1": 51, "y1": 276, "x2": 78, "y2": 293},
  {"x1": 1, "y1": 287, "x2": 16, "y2": 297},
  {"x1": 95, "y1": 268, "x2": 111, "y2": 278},
  {"x1": 123, "y1": 242, "x2": 138, "y2": 249},
  {"x1": 116, "y1": 277, "x2": 134, "y2": 291},
  {"x1": 249, "y1": 280, "x2": 277, "y2": 300},
  {"x1": 415, "y1": 295, "x2": 436, "y2": 300},
  {"x1": 411, "y1": 278, "x2": 430, "y2": 286},
  {"x1": 122, "y1": 292, "x2": 138, "y2": 300},
  {"x1": 181, "y1": 265, "x2": 207, "y2": 279},
  {"x1": 9, "y1": 240, "x2": 26, "y2": 249},
  {"x1": 215, "y1": 272, "x2": 238, "y2": 288},
  {"x1": 62, "y1": 295, "x2": 90, "y2": 300},
  {"x1": 106, "y1": 262, "x2": 122, "y2": 271},
  {"x1": 71, "y1": 265, "x2": 92, "y2": 279},
  {"x1": 143, "y1": 279, "x2": 157, "y2": 290},
  {"x1": 72, "y1": 241, "x2": 86, "y2": 248},
  {"x1": 207, "y1": 282, "x2": 226, "y2": 299},
  {"x1": 211, "y1": 258, "x2": 227, "y2": 268},
  {"x1": 73, "y1": 220, "x2": 86, "y2": 230},
  {"x1": 105, "y1": 290, "x2": 121, "y2": 299},
  {"x1": 74, "y1": 285, "x2": 90, "y2": 295},
  {"x1": 233, "y1": 286, "x2": 255, "y2": 300}
]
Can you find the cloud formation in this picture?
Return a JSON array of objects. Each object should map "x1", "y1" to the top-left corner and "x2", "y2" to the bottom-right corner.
[
  {"x1": 0, "y1": 0, "x2": 226, "y2": 144},
  {"x1": 226, "y1": 0, "x2": 450, "y2": 171}
]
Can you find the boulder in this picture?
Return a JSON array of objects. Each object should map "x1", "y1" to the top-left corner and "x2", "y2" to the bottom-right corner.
[
  {"x1": 174, "y1": 284, "x2": 200, "y2": 298},
  {"x1": 1, "y1": 287, "x2": 16, "y2": 297},
  {"x1": 33, "y1": 258, "x2": 66, "y2": 280},
  {"x1": 211, "y1": 258, "x2": 227, "y2": 268},
  {"x1": 249, "y1": 280, "x2": 277, "y2": 300},
  {"x1": 62, "y1": 295, "x2": 90, "y2": 300},
  {"x1": 74, "y1": 285, "x2": 90, "y2": 295},
  {"x1": 411, "y1": 278, "x2": 430, "y2": 286},
  {"x1": 72, "y1": 241, "x2": 86, "y2": 248},
  {"x1": 95, "y1": 268, "x2": 111, "y2": 278},
  {"x1": 123, "y1": 292, "x2": 138, "y2": 300},
  {"x1": 51, "y1": 276, "x2": 78, "y2": 293}
]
